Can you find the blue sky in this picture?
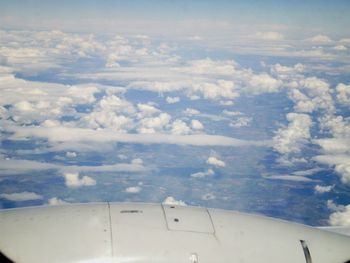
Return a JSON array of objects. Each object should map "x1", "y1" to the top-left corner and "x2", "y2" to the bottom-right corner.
[{"x1": 1, "y1": 0, "x2": 350, "y2": 36}]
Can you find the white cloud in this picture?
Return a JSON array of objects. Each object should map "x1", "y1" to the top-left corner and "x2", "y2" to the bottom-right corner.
[
  {"x1": 229, "y1": 116, "x2": 252, "y2": 128},
  {"x1": 66, "y1": 151, "x2": 77, "y2": 158},
  {"x1": 190, "y1": 79, "x2": 239, "y2": 100},
  {"x1": 137, "y1": 103, "x2": 160, "y2": 117},
  {"x1": 263, "y1": 174, "x2": 314, "y2": 182},
  {"x1": 131, "y1": 158, "x2": 143, "y2": 165},
  {"x1": 48, "y1": 197, "x2": 69, "y2": 205},
  {"x1": 336, "y1": 83, "x2": 350, "y2": 106},
  {"x1": 335, "y1": 164, "x2": 350, "y2": 185},
  {"x1": 138, "y1": 113, "x2": 171, "y2": 133},
  {"x1": 191, "y1": 119, "x2": 204, "y2": 130},
  {"x1": 63, "y1": 172, "x2": 96, "y2": 188},
  {"x1": 183, "y1": 108, "x2": 200, "y2": 116},
  {"x1": 306, "y1": 34, "x2": 333, "y2": 44},
  {"x1": 206, "y1": 157, "x2": 226, "y2": 168},
  {"x1": 0, "y1": 191, "x2": 43, "y2": 201},
  {"x1": 125, "y1": 186, "x2": 142, "y2": 193},
  {"x1": 271, "y1": 63, "x2": 304, "y2": 76},
  {"x1": 191, "y1": 168, "x2": 214, "y2": 178},
  {"x1": 273, "y1": 113, "x2": 312, "y2": 156},
  {"x1": 255, "y1": 31, "x2": 284, "y2": 41},
  {"x1": 246, "y1": 73, "x2": 282, "y2": 94},
  {"x1": 166, "y1": 96, "x2": 180, "y2": 104},
  {"x1": 8, "y1": 125, "x2": 270, "y2": 147},
  {"x1": 163, "y1": 196, "x2": 187, "y2": 206},
  {"x1": 222, "y1": 110, "x2": 242, "y2": 117},
  {"x1": 0, "y1": 158, "x2": 148, "y2": 175},
  {"x1": 333, "y1": 45, "x2": 347, "y2": 51},
  {"x1": 170, "y1": 119, "x2": 191, "y2": 135},
  {"x1": 315, "y1": 184, "x2": 334, "y2": 194},
  {"x1": 329, "y1": 204, "x2": 350, "y2": 227}
]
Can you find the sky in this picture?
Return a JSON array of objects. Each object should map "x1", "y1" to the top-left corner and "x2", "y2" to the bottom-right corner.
[
  {"x1": 0, "y1": 0, "x2": 350, "y2": 227},
  {"x1": 1, "y1": 0, "x2": 350, "y2": 36}
]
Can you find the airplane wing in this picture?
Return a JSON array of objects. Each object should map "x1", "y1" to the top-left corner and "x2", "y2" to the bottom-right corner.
[{"x1": 0, "y1": 202, "x2": 350, "y2": 263}]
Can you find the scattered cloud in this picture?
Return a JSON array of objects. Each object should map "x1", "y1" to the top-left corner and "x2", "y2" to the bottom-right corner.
[
  {"x1": 0, "y1": 191, "x2": 43, "y2": 201},
  {"x1": 47, "y1": 197, "x2": 69, "y2": 205},
  {"x1": 306, "y1": 34, "x2": 333, "y2": 44},
  {"x1": 329, "y1": 203, "x2": 350, "y2": 227},
  {"x1": 166, "y1": 96, "x2": 180, "y2": 104},
  {"x1": 191, "y1": 119, "x2": 204, "y2": 130},
  {"x1": 63, "y1": 172, "x2": 96, "y2": 188},
  {"x1": 191, "y1": 168, "x2": 214, "y2": 178},
  {"x1": 315, "y1": 184, "x2": 334, "y2": 194},
  {"x1": 273, "y1": 113, "x2": 312, "y2": 160},
  {"x1": 206, "y1": 157, "x2": 226, "y2": 167},
  {"x1": 163, "y1": 196, "x2": 187, "y2": 206},
  {"x1": 125, "y1": 186, "x2": 142, "y2": 193}
]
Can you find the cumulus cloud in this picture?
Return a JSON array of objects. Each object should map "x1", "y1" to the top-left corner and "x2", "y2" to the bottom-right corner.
[
  {"x1": 206, "y1": 157, "x2": 226, "y2": 167},
  {"x1": 336, "y1": 83, "x2": 350, "y2": 106},
  {"x1": 191, "y1": 119, "x2": 204, "y2": 130},
  {"x1": 229, "y1": 116, "x2": 252, "y2": 128},
  {"x1": 315, "y1": 184, "x2": 334, "y2": 194},
  {"x1": 0, "y1": 191, "x2": 43, "y2": 201},
  {"x1": 306, "y1": 34, "x2": 333, "y2": 44},
  {"x1": 48, "y1": 197, "x2": 69, "y2": 205},
  {"x1": 66, "y1": 151, "x2": 77, "y2": 158},
  {"x1": 163, "y1": 196, "x2": 187, "y2": 206},
  {"x1": 170, "y1": 119, "x2": 191, "y2": 135},
  {"x1": 166, "y1": 96, "x2": 180, "y2": 104},
  {"x1": 125, "y1": 186, "x2": 142, "y2": 193},
  {"x1": 62, "y1": 172, "x2": 96, "y2": 188},
  {"x1": 183, "y1": 108, "x2": 200, "y2": 116},
  {"x1": 329, "y1": 204, "x2": 350, "y2": 227},
  {"x1": 273, "y1": 113, "x2": 312, "y2": 157},
  {"x1": 246, "y1": 73, "x2": 282, "y2": 94},
  {"x1": 191, "y1": 168, "x2": 214, "y2": 178},
  {"x1": 333, "y1": 45, "x2": 347, "y2": 51}
]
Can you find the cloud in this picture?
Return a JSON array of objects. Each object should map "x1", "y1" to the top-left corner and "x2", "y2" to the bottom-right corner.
[
  {"x1": 255, "y1": 31, "x2": 284, "y2": 41},
  {"x1": 66, "y1": 151, "x2": 77, "y2": 158},
  {"x1": 63, "y1": 172, "x2": 96, "y2": 188},
  {"x1": 166, "y1": 96, "x2": 180, "y2": 104},
  {"x1": 125, "y1": 186, "x2": 142, "y2": 193},
  {"x1": 183, "y1": 108, "x2": 200, "y2": 116},
  {"x1": 306, "y1": 34, "x2": 333, "y2": 44},
  {"x1": 8, "y1": 126, "x2": 270, "y2": 147},
  {"x1": 0, "y1": 158, "x2": 149, "y2": 175},
  {"x1": 170, "y1": 119, "x2": 191, "y2": 135},
  {"x1": 315, "y1": 184, "x2": 334, "y2": 194},
  {"x1": 333, "y1": 45, "x2": 347, "y2": 51},
  {"x1": 206, "y1": 157, "x2": 226, "y2": 167},
  {"x1": 229, "y1": 116, "x2": 252, "y2": 128},
  {"x1": 246, "y1": 73, "x2": 282, "y2": 94},
  {"x1": 47, "y1": 197, "x2": 69, "y2": 205},
  {"x1": 191, "y1": 168, "x2": 214, "y2": 178},
  {"x1": 336, "y1": 83, "x2": 350, "y2": 106},
  {"x1": 163, "y1": 196, "x2": 187, "y2": 206},
  {"x1": 329, "y1": 204, "x2": 350, "y2": 227},
  {"x1": 191, "y1": 119, "x2": 204, "y2": 130},
  {"x1": 0, "y1": 191, "x2": 43, "y2": 201},
  {"x1": 263, "y1": 174, "x2": 315, "y2": 182},
  {"x1": 273, "y1": 113, "x2": 312, "y2": 156}
]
